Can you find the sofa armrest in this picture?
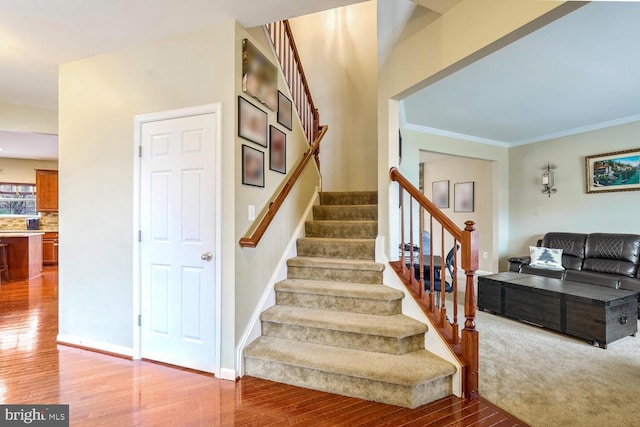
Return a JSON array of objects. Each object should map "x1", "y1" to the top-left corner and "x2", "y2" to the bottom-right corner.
[{"x1": 508, "y1": 256, "x2": 531, "y2": 272}]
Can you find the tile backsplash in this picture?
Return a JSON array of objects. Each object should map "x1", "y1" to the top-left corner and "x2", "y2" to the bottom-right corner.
[{"x1": 0, "y1": 212, "x2": 59, "y2": 231}]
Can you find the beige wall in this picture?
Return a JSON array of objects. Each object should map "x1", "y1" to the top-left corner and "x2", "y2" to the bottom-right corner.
[
  {"x1": 289, "y1": 1, "x2": 378, "y2": 191},
  {"x1": 0, "y1": 158, "x2": 58, "y2": 183},
  {"x1": 59, "y1": 22, "x2": 237, "y2": 369},
  {"x1": 378, "y1": 0, "x2": 581, "y2": 260},
  {"x1": 509, "y1": 120, "x2": 640, "y2": 260},
  {"x1": 0, "y1": 102, "x2": 58, "y2": 134}
]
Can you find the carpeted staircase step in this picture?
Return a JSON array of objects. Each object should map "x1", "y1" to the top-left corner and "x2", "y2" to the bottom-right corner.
[
  {"x1": 275, "y1": 279, "x2": 404, "y2": 315},
  {"x1": 319, "y1": 191, "x2": 378, "y2": 206},
  {"x1": 296, "y1": 237, "x2": 375, "y2": 260},
  {"x1": 260, "y1": 305, "x2": 427, "y2": 354},
  {"x1": 305, "y1": 220, "x2": 377, "y2": 239},
  {"x1": 244, "y1": 336, "x2": 455, "y2": 409},
  {"x1": 312, "y1": 204, "x2": 378, "y2": 221},
  {"x1": 287, "y1": 257, "x2": 384, "y2": 284}
]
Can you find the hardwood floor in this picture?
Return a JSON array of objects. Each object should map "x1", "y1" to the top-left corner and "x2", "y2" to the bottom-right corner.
[{"x1": 0, "y1": 267, "x2": 528, "y2": 426}]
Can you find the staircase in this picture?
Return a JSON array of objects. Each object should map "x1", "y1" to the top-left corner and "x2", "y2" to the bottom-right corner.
[{"x1": 244, "y1": 191, "x2": 456, "y2": 408}]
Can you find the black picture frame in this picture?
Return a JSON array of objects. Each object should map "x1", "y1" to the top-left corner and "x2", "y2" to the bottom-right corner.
[
  {"x1": 454, "y1": 182, "x2": 474, "y2": 212},
  {"x1": 238, "y1": 96, "x2": 268, "y2": 147},
  {"x1": 277, "y1": 91, "x2": 293, "y2": 130},
  {"x1": 242, "y1": 144, "x2": 265, "y2": 187},
  {"x1": 269, "y1": 126, "x2": 286, "y2": 174}
]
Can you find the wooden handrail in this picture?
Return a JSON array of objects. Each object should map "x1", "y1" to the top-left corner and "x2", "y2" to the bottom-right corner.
[
  {"x1": 239, "y1": 125, "x2": 327, "y2": 248},
  {"x1": 389, "y1": 167, "x2": 479, "y2": 399}
]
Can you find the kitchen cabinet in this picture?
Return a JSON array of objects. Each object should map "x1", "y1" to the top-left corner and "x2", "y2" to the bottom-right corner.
[
  {"x1": 42, "y1": 232, "x2": 59, "y2": 265},
  {"x1": 0, "y1": 233, "x2": 43, "y2": 281},
  {"x1": 35, "y1": 169, "x2": 58, "y2": 212}
]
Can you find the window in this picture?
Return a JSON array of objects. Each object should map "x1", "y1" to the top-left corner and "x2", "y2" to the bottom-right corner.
[{"x1": 0, "y1": 183, "x2": 37, "y2": 216}]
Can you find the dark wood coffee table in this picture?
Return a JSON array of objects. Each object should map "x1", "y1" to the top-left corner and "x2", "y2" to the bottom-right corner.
[{"x1": 478, "y1": 272, "x2": 638, "y2": 349}]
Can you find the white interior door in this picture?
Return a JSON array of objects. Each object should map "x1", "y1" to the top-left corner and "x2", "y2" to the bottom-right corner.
[{"x1": 140, "y1": 113, "x2": 217, "y2": 373}]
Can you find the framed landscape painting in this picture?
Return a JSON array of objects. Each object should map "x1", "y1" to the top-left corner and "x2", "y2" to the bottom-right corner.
[{"x1": 585, "y1": 148, "x2": 640, "y2": 194}]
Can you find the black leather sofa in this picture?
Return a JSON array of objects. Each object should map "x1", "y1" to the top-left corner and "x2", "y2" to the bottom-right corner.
[{"x1": 508, "y1": 232, "x2": 640, "y2": 316}]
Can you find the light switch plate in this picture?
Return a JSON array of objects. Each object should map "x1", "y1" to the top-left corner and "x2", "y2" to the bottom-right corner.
[{"x1": 248, "y1": 205, "x2": 256, "y2": 221}]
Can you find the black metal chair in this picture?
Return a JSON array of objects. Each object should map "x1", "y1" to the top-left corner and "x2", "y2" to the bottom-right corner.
[{"x1": 416, "y1": 244, "x2": 459, "y2": 304}]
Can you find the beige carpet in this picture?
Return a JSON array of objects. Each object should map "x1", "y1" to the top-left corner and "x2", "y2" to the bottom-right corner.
[{"x1": 476, "y1": 306, "x2": 640, "y2": 426}]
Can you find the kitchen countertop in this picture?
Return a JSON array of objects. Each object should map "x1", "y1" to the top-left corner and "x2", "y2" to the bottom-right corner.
[{"x1": 0, "y1": 232, "x2": 45, "y2": 237}]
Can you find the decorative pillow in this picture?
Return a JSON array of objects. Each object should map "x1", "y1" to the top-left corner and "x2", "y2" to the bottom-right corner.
[{"x1": 529, "y1": 246, "x2": 564, "y2": 271}]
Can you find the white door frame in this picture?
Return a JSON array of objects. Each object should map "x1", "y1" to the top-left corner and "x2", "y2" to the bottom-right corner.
[{"x1": 132, "y1": 104, "x2": 222, "y2": 377}]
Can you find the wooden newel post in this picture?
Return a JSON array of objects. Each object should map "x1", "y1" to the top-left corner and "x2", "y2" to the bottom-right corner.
[{"x1": 461, "y1": 220, "x2": 479, "y2": 399}]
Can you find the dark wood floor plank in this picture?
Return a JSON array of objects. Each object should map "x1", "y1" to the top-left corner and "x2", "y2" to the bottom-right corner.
[{"x1": 0, "y1": 266, "x2": 529, "y2": 426}]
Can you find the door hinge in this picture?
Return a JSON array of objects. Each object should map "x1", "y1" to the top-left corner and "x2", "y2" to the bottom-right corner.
[
  {"x1": 138, "y1": 230, "x2": 142, "y2": 242},
  {"x1": 138, "y1": 146, "x2": 142, "y2": 157},
  {"x1": 138, "y1": 314, "x2": 141, "y2": 327}
]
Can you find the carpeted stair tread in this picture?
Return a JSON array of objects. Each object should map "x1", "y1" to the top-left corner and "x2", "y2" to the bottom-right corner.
[
  {"x1": 305, "y1": 220, "x2": 377, "y2": 239},
  {"x1": 261, "y1": 305, "x2": 427, "y2": 338},
  {"x1": 319, "y1": 191, "x2": 378, "y2": 206},
  {"x1": 287, "y1": 256, "x2": 384, "y2": 272},
  {"x1": 296, "y1": 237, "x2": 375, "y2": 260},
  {"x1": 313, "y1": 204, "x2": 378, "y2": 221},
  {"x1": 275, "y1": 279, "x2": 404, "y2": 301},
  {"x1": 244, "y1": 336, "x2": 455, "y2": 387}
]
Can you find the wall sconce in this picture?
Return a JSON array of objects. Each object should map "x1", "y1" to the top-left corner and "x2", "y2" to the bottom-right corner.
[{"x1": 541, "y1": 162, "x2": 557, "y2": 197}]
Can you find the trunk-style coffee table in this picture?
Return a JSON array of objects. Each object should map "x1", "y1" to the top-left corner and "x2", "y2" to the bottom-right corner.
[{"x1": 478, "y1": 272, "x2": 638, "y2": 349}]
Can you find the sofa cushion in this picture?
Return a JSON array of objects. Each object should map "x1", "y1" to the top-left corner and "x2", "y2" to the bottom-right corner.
[
  {"x1": 541, "y1": 232, "x2": 588, "y2": 271},
  {"x1": 564, "y1": 270, "x2": 621, "y2": 289},
  {"x1": 520, "y1": 265, "x2": 565, "y2": 279},
  {"x1": 619, "y1": 277, "x2": 640, "y2": 294},
  {"x1": 583, "y1": 233, "x2": 640, "y2": 277},
  {"x1": 529, "y1": 246, "x2": 564, "y2": 270}
]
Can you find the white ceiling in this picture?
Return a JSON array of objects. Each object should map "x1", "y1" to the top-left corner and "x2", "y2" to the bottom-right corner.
[
  {"x1": 0, "y1": 0, "x2": 365, "y2": 160},
  {"x1": 402, "y1": 1, "x2": 640, "y2": 147}
]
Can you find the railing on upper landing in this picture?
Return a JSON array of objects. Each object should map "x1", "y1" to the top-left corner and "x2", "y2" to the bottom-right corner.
[
  {"x1": 265, "y1": 20, "x2": 321, "y2": 168},
  {"x1": 389, "y1": 167, "x2": 479, "y2": 399}
]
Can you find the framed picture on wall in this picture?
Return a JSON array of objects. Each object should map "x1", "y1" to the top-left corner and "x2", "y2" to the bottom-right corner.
[
  {"x1": 242, "y1": 144, "x2": 265, "y2": 188},
  {"x1": 238, "y1": 96, "x2": 268, "y2": 147},
  {"x1": 269, "y1": 126, "x2": 286, "y2": 174},
  {"x1": 432, "y1": 180, "x2": 449, "y2": 209},
  {"x1": 454, "y1": 181, "x2": 474, "y2": 212},
  {"x1": 277, "y1": 91, "x2": 293, "y2": 130},
  {"x1": 585, "y1": 148, "x2": 640, "y2": 194},
  {"x1": 242, "y1": 39, "x2": 277, "y2": 111}
]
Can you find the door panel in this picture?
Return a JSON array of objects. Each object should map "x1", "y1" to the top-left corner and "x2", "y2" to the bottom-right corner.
[{"x1": 140, "y1": 113, "x2": 216, "y2": 373}]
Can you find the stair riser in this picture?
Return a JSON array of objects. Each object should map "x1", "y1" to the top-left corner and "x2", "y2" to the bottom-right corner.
[
  {"x1": 276, "y1": 291, "x2": 402, "y2": 315},
  {"x1": 319, "y1": 192, "x2": 378, "y2": 206},
  {"x1": 296, "y1": 239, "x2": 375, "y2": 260},
  {"x1": 287, "y1": 266, "x2": 382, "y2": 284},
  {"x1": 261, "y1": 322, "x2": 424, "y2": 355},
  {"x1": 305, "y1": 222, "x2": 377, "y2": 239},
  {"x1": 244, "y1": 357, "x2": 451, "y2": 409},
  {"x1": 313, "y1": 205, "x2": 378, "y2": 221}
]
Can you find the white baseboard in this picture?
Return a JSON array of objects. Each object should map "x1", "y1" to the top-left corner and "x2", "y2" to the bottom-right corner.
[
  {"x1": 234, "y1": 190, "x2": 319, "y2": 377},
  {"x1": 219, "y1": 368, "x2": 236, "y2": 381},
  {"x1": 57, "y1": 334, "x2": 134, "y2": 358}
]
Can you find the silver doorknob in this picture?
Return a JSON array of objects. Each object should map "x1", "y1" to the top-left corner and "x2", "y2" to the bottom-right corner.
[{"x1": 201, "y1": 252, "x2": 213, "y2": 262}]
